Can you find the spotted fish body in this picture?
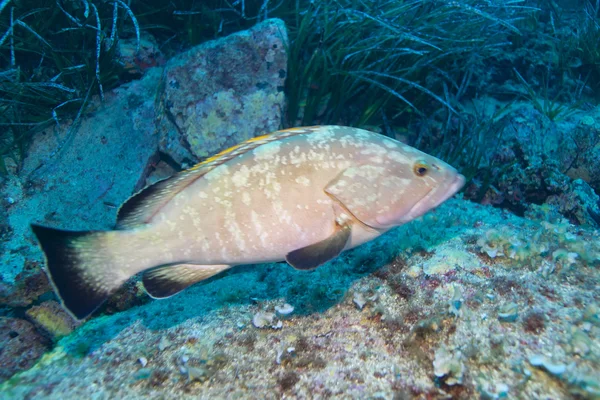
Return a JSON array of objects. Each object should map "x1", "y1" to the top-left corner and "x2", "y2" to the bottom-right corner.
[{"x1": 32, "y1": 126, "x2": 465, "y2": 319}]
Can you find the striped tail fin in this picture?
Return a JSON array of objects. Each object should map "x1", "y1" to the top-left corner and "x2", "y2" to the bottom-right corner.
[{"x1": 31, "y1": 224, "x2": 140, "y2": 320}]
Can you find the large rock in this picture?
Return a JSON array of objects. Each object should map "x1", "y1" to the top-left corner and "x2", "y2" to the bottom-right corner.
[
  {"x1": 0, "y1": 67, "x2": 163, "y2": 307},
  {"x1": 459, "y1": 97, "x2": 600, "y2": 226},
  {"x1": 158, "y1": 18, "x2": 288, "y2": 166},
  {"x1": 25, "y1": 300, "x2": 80, "y2": 340},
  {"x1": 0, "y1": 317, "x2": 50, "y2": 383}
]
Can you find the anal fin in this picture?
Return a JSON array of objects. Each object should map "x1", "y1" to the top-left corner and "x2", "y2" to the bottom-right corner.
[
  {"x1": 285, "y1": 223, "x2": 351, "y2": 270},
  {"x1": 142, "y1": 263, "x2": 231, "y2": 299}
]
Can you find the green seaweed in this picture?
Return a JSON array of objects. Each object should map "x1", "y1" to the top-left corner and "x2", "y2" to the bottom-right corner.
[
  {"x1": 0, "y1": 0, "x2": 138, "y2": 174},
  {"x1": 282, "y1": 0, "x2": 531, "y2": 143},
  {"x1": 513, "y1": 68, "x2": 581, "y2": 122},
  {"x1": 0, "y1": 0, "x2": 542, "y2": 177}
]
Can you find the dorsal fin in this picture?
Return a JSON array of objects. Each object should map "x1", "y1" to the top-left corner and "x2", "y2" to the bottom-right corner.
[{"x1": 116, "y1": 126, "x2": 319, "y2": 229}]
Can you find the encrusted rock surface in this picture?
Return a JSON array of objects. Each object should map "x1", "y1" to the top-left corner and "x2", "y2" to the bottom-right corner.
[
  {"x1": 1, "y1": 198, "x2": 598, "y2": 398},
  {"x1": 0, "y1": 317, "x2": 50, "y2": 383},
  {"x1": 25, "y1": 300, "x2": 79, "y2": 340},
  {"x1": 157, "y1": 18, "x2": 288, "y2": 166},
  {"x1": 458, "y1": 98, "x2": 600, "y2": 227}
]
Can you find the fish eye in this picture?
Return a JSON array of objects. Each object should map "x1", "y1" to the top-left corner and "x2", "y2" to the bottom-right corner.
[{"x1": 413, "y1": 161, "x2": 429, "y2": 177}]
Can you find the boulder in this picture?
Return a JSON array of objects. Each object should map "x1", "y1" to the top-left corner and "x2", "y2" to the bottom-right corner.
[
  {"x1": 25, "y1": 300, "x2": 80, "y2": 340},
  {"x1": 459, "y1": 97, "x2": 600, "y2": 226},
  {"x1": 118, "y1": 31, "x2": 166, "y2": 77},
  {"x1": 0, "y1": 317, "x2": 50, "y2": 383},
  {"x1": 157, "y1": 18, "x2": 288, "y2": 166}
]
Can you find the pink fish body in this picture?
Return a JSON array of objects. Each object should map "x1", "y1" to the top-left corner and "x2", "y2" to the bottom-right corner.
[{"x1": 32, "y1": 126, "x2": 465, "y2": 319}]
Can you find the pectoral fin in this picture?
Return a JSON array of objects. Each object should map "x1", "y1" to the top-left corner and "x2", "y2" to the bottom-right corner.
[
  {"x1": 142, "y1": 263, "x2": 231, "y2": 299},
  {"x1": 285, "y1": 223, "x2": 351, "y2": 270}
]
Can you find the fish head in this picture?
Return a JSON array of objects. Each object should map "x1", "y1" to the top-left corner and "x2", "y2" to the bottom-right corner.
[
  {"x1": 326, "y1": 144, "x2": 465, "y2": 231},
  {"x1": 373, "y1": 151, "x2": 465, "y2": 229}
]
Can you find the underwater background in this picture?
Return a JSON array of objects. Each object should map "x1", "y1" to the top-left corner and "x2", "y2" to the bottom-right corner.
[{"x1": 0, "y1": 0, "x2": 599, "y2": 398}]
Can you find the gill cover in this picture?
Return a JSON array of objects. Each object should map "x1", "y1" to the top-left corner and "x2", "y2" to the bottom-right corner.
[{"x1": 325, "y1": 163, "x2": 432, "y2": 229}]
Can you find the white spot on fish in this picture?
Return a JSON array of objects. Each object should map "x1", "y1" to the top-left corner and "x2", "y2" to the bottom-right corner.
[
  {"x1": 253, "y1": 141, "x2": 281, "y2": 161},
  {"x1": 289, "y1": 150, "x2": 307, "y2": 165},
  {"x1": 360, "y1": 143, "x2": 386, "y2": 156},
  {"x1": 338, "y1": 135, "x2": 359, "y2": 148},
  {"x1": 205, "y1": 164, "x2": 229, "y2": 181},
  {"x1": 356, "y1": 130, "x2": 370, "y2": 140},
  {"x1": 231, "y1": 165, "x2": 250, "y2": 188},
  {"x1": 250, "y1": 211, "x2": 268, "y2": 247},
  {"x1": 387, "y1": 151, "x2": 412, "y2": 164},
  {"x1": 384, "y1": 177, "x2": 412, "y2": 187},
  {"x1": 307, "y1": 149, "x2": 325, "y2": 162},
  {"x1": 165, "y1": 220, "x2": 176, "y2": 232},
  {"x1": 224, "y1": 216, "x2": 246, "y2": 251},
  {"x1": 307, "y1": 130, "x2": 335, "y2": 146},
  {"x1": 295, "y1": 176, "x2": 311, "y2": 186},
  {"x1": 383, "y1": 139, "x2": 399, "y2": 148},
  {"x1": 242, "y1": 192, "x2": 251, "y2": 206},
  {"x1": 399, "y1": 143, "x2": 422, "y2": 154},
  {"x1": 198, "y1": 236, "x2": 210, "y2": 252}
]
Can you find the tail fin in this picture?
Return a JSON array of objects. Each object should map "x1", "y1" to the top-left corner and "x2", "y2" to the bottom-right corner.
[{"x1": 31, "y1": 224, "x2": 137, "y2": 320}]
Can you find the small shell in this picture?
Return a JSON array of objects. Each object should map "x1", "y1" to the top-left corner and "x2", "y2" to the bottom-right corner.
[
  {"x1": 158, "y1": 337, "x2": 171, "y2": 351},
  {"x1": 353, "y1": 292, "x2": 367, "y2": 310},
  {"x1": 528, "y1": 355, "x2": 566, "y2": 376},
  {"x1": 571, "y1": 330, "x2": 592, "y2": 356},
  {"x1": 497, "y1": 302, "x2": 519, "y2": 322},
  {"x1": 187, "y1": 366, "x2": 208, "y2": 382},
  {"x1": 433, "y1": 346, "x2": 464, "y2": 386},
  {"x1": 252, "y1": 312, "x2": 276, "y2": 328},
  {"x1": 275, "y1": 303, "x2": 294, "y2": 316},
  {"x1": 448, "y1": 284, "x2": 463, "y2": 317}
]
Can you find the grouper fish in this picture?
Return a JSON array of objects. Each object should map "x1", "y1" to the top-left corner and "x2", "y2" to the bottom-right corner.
[{"x1": 31, "y1": 126, "x2": 465, "y2": 320}]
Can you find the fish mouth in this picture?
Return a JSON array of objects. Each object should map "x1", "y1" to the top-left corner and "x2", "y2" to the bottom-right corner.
[
  {"x1": 447, "y1": 174, "x2": 466, "y2": 199},
  {"x1": 430, "y1": 173, "x2": 466, "y2": 206},
  {"x1": 403, "y1": 173, "x2": 466, "y2": 221}
]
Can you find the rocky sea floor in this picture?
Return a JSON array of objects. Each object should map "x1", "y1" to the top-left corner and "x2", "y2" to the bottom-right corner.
[{"x1": 1, "y1": 198, "x2": 598, "y2": 399}]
